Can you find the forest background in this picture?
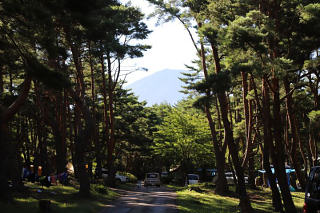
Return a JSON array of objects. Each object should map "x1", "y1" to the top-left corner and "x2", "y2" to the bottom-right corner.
[{"x1": 0, "y1": 0, "x2": 320, "y2": 212}]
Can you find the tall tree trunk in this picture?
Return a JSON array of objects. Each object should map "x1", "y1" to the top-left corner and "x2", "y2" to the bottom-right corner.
[
  {"x1": 262, "y1": 77, "x2": 284, "y2": 212},
  {"x1": 100, "y1": 55, "x2": 110, "y2": 175},
  {"x1": 69, "y1": 89, "x2": 94, "y2": 197},
  {"x1": 210, "y1": 43, "x2": 252, "y2": 212},
  {"x1": 88, "y1": 43, "x2": 101, "y2": 178},
  {"x1": 199, "y1": 39, "x2": 228, "y2": 194},
  {"x1": 215, "y1": 97, "x2": 223, "y2": 141},
  {"x1": 0, "y1": 124, "x2": 11, "y2": 201},
  {"x1": 271, "y1": 76, "x2": 296, "y2": 213},
  {"x1": 67, "y1": 37, "x2": 91, "y2": 196},
  {"x1": 241, "y1": 72, "x2": 255, "y2": 188},
  {"x1": 0, "y1": 66, "x2": 3, "y2": 93},
  {"x1": 34, "y1": 82, "x2": 49, "y2": 174},
  {"x1": 0, "y1": 75, "x2": 31, "y2": 201},
  {"x1": 205, "y1": 106, "x2": 228, "y2": 194},
  {"x1": 106, "y1": 53, "x2": 116, "y2": 186},
  {"x1": 283, "y1": 78, "x2": 306, "y2": 189},
  {"x1": 9, "y1": 70, "x2": 13, "y2": 95},
  {"x1": 42, "y1": 55, "x2": 68, "y2": 175},
  {"x1": 308, "y1": 131, "x2": 317, "y2": 167},
  {"x1": 247, "y1": 78, "x2": 255, "y2": 188},
  {"x1": 266, "y1": 1, "x2": 296, "y2": 210}
]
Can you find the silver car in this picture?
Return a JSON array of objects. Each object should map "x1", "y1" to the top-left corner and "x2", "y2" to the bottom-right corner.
[{"x1": 144, "y1": 172, "x2": 161, "y2": 187}]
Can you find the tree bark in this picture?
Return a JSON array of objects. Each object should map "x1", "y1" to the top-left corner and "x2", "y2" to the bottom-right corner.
[
  {"x1": 67, "y1": 36, "x2": 91, "y2": 196},
  {"x1": 241, "y1": 72, "x2": 256, "y2": 188},
  {"x1": 0, "y1": 66, "x2": 3, "y2": 94},
  {"x1": 106, "y1": 53, "x2": 116, "y2": 186},
  {"x1": 0, "y1": 75, "x2": 31, "y2": 201},
  {"x1": 262, "y1": 77, "x2": 284, "y2": 212},
  {"x1": 199, "y1": 39, "x2": 228, "y2": 194},
  {"x1": 88, "y1": 43, "x2": 101, "y2": 178},
  {"x1": 271, "y1": 76, "x2": 296, "y2": 213},
  {"x1": 100, "y1": 54, "x2": 110, "y2": 164},
  {"x1": 283, "y1": 77, "x2": 305, "y2": 190},
  {"x1": 205, "y1": 106, "x2": 228, "y2": 194},
  {"x1": 210, "y1": 43, "x2": 252, "y2": 212},
  {"x1": 69, "y1": 89, "x2": 94, "y2": 197}
]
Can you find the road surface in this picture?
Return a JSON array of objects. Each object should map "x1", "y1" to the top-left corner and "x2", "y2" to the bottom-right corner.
[{"x1": 99, "y1": 185, "x2": 178, "y2": 213}]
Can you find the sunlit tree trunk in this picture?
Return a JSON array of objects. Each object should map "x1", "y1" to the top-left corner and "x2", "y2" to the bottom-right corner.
[
  {"x1": 283, "y1": 77, "x2": 306, "y2": 190},
  {"x1": 262, "y1": 77, "x2": 284, "y2": 212},
  {"x1": 199, "y1": 40, "x2": 228, "y2": 195},
  {"x1": 271, "y1": 75, "x2": 296, "y2": 213},
  {"x1": 106, "y1": 52, "x2": 116, "y2": 186},
  {"x1": 210, "y1": 42, "x2": 252, "y2": 212}
]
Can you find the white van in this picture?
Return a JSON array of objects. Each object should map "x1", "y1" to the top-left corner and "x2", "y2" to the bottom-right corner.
[
  {"x1": 144, "y1": 172, "x2": 161, "y2": 187},
  {"x1": 186, "y1": 174, "x2": 200, "y2": 185}
]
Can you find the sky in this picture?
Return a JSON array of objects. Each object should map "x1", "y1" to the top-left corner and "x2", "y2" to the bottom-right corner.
[{"x1": 121, "y1": 0, "x2": 197, "y2": 85}]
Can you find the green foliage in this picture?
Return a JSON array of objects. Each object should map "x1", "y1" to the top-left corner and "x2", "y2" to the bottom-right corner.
[
  {"x1": 192, "y1": 96, "x2": 213, "y2": 110},
  {"x1": 193, "y1": 71, "x2": 231, "y2": 94},
  {"x1": 304, "y1": 58, "x2": 320, "y2": 71},
  {"x1": 26, "y1": 56, "x2": 71, "y2": 90},
  {"x1": 226, "y1": 10, "x2": 268, "y2": 53},
  {"x1": 299, "y1": 4, "x2": 320, "y2": 23},
  {"x1": 152, "y1": 106, "x2": 213, "y2": 171},
  {"x1": 308, "y1": 110, "x2": 320, "y2": 124},
  {"x1": 199, "y1": 24, "x2": 218, "y2": 45}
]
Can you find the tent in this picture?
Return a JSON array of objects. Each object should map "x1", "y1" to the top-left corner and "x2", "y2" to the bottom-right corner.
[{"x1": 258, "y1": 167, "x2": 296, "y2": 190}]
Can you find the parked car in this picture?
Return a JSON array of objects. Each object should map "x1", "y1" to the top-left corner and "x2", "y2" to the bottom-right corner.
[
  {"x1": 304, "y1": 166, "x2": 320, "y2": 213},
  {"x1": 144, "y1": 172, "x2": 161, "y2": 187},
  {"x1": 101, "y1": 168, "x2": 129, "y2": 183},
  {"x1": 213, "y1": 172, "x2": 248, "y2": 185},
  {"x1": 185, "y1": 174, "x2": 200, "y2": 185}
]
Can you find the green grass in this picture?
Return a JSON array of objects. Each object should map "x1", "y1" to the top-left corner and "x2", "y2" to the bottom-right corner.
[
  {"x1": 176, "y1": 183, "x2": 305, "y2": 213},
  {"x1": 0, "y1": 182, "x2": 119, "y2": 213}
]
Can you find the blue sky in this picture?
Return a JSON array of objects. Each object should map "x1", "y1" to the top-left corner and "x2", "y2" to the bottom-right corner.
[{"x1": 121, "y1": 0, "x2": 197, "y2": 84}]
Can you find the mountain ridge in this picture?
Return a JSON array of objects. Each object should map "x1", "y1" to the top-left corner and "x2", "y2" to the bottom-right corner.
[{"x1": 125, "y1": 69, "x2": 187, "y2": 106}]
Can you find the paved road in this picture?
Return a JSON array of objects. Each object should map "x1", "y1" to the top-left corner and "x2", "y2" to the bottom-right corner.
[{"x1": 99, "y1": 185, "x2": 178, "y2": 213}]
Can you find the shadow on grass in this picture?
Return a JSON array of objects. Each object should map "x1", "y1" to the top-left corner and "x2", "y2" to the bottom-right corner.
[
  {"x1": 175, "y1": 184, "x2": 306, "y2": 213},
  {"x1": 0, "y1": 182, "x2": 118, "y2": 213}
]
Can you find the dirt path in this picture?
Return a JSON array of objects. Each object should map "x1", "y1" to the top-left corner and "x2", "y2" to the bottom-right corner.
[{"x1": 99, "y1": 185, "x2": 178, "y2": 213}]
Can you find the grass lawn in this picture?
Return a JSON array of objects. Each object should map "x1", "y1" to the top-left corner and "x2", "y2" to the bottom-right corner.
[
  {"x1": 176, "y1": 183, "x2": 305, "y2": 213},
  {"x1": 0, "y1": 182, "x2": 119, "y2": 213}
]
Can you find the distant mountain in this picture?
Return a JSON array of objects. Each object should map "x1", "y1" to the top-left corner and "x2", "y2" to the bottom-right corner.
[{"x1": 126, "y1": 69, "x2": 187, "y2": 106}]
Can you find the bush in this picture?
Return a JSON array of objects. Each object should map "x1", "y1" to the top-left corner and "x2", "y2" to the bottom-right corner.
[{"x1": 92, "y1": 184, "x2": 109, "y2": 195}]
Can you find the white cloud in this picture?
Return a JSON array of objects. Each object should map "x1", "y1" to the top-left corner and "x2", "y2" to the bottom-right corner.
[{"x1": 121, "y1": 0, "x2": 198, "y2": 84}]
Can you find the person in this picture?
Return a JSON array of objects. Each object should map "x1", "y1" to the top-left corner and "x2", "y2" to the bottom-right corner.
[
  {"x1": 50, "y1": 173, "x2": 57, "y2": 185},
  {"x1": 38, "y1": 166, "x2": 42, "y2": 177},
  {"x1": 21, "y1": 165, "x2": 30, "y2": 180},
  {"x1": 58, "y1": 172, "x2": 68, "y2": 185},
  {"x1": 28, "y1": 165, "x2": 36, "y2": 183}
]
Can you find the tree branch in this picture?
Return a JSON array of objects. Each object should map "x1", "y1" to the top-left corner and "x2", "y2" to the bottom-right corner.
[{"x1": 2, "y1": 74, "x2": 32, "y2": 123}]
